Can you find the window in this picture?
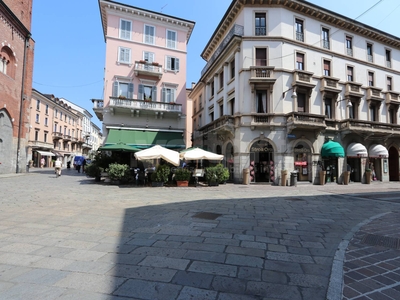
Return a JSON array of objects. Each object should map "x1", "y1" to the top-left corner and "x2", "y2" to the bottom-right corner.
[
  {"x1": 36, "y1": 100, "x2": 40, "y2": 110},
  {"x1": 296, "y1": 52, "x2": 304, "y2": 70},
  {"x1": 162, "y1": 86, "x2": 176, "y2": 103},
  {"x1": 219, "y1": 71, "x2": 224, "y2": 90},
  {"x1": 256, "y1": 91, "x2": 268, "y2": 113},
  {"x1": 69, "y1": 116, "x2": 71, "y2": 124},
  {"x1": 346, "y1": 36, "x2": 353, "y2": 56},
  {"x1": 198, "y1": 114, "x2": 202, "y2": 128},
  {"x1": 219, "y1": 103, "x2": 223, "y2": 116},
  {"x1": 64, "y1": 127, "x2": 67, "y2": 135},
  {"x1": 389, "y1": 108, "x2": 397, "y2": 124},
  {"x1": 193, "y1": 100, "x2": 197, "y2": 114},
  {"x1": 387, "y1": 77, "x2": 392, "y2": 91},
  {"x1": 120, "y1": 19, "x2": 131, "y2": 40},
  {"x1": 138, "y1": 84, "x2": 156, "y2": 101},
  {"x1": 230, "y1": 59, "x2": 235, "y2": 79},
  {"x1": 55, "y1": 109, "x2": 58, "y2": 118},
  {"x1": 44, "y1": 132, "x2": 47, "y2": 143},
  {"x1": 166, "y1": 56, "x2": 179, "y2": 71},
  {"x1": 325, "y1": 98, "x2": 333, "y2": 119},
  {"x1": 297, "y1": 93, "x2": 306, "y2": 112},
  {"x1": 255, "y1": 48, "x2": 267, "y2": 66},
  {"x1": 369, "y1": 104, "x2": 377, "y2": 122},
  {"x1": 322, "y1": 28, "x2": 330, "y2": 49},
  {"x1": 45, "y1": 104, "x2": 49, "y2": 115},
  {"x1": 54, "y1": 123, "x2": 57, "y2": 132},
  {"x1": 211, "y1": 81, "x2": 215, "y2": 97},
  {"x1": 144, "y1": 25, "x2": 155, "y2": 44},
  {"x1": 112, "y1": 81, "x2": 134, "y2": 98},
  {"x1": 386, "y1": 50, "x2": 391, "y2": 68},
  {"x1": 255, "y1": 13, "x2": 266, "y2": 36},
  {"x1": 35, "y1": 130, "x2": 39, "y2": 141},
  {"x1": 60, "y1": 112, "x2": 63, "y2": 120},
  {"x1": 230, "y1": 98, "x2": 235, "y2": 115},
  {"x1": 64, "y1": 114, "x2": 67, "y2": 122},
  {"x1": 35, "y1": 114, "x2": 39, "y2": 123},
  {"x1": 368, "y1": 72, "x2": 374, "y2": 86},
  {"x1": 295, "y1": 19, "x2": 304, "y2": 42},
  {"x1": 367, "y1": 43, "x2": 373, "y2": 62},
  {"x1": 347, "y1": 66, "x2": 353, "y2": 82},
  {"x1": 45, "y1": 117, "x2": 48, "y2": 126},
  {"x1": 0, "y1": 46, "x2": 15, "y2": 78},
  {"x1": 199, "y1": 95, "x2": 202, "y2": 109},
  {"x1": 166, "y1": 30, "x2": 177, "y2": 49},
  {"x1": 118, "y1": 47, "x2": 131, "y2": 64},
  {"x1": 323, "y1": 60, "x2": 331, "y2": 76}
]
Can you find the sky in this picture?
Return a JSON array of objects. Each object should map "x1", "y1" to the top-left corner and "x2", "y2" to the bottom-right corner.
[{"x1": 31, "y1": 0, "x2": 400, "y2": 129}]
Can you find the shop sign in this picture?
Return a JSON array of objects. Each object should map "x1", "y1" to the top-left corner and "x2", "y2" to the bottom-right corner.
[
  {"x1": 293, "y1": 148, "x2": 311, "y2": 153},
  {"x1": 250, "y1": 146, "x2": 274, "y2": 152},
  {"x1": 295, "y1": 161, "x2": 307, "y2": 166}
]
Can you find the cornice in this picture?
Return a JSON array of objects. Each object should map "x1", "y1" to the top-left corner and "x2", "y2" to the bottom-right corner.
[
  {"x1": 202, "y1": 0, "x2": 400, "y2": 61},
  {"x1": 99, "y1": 0, "x2": 195, "y2": 43}
]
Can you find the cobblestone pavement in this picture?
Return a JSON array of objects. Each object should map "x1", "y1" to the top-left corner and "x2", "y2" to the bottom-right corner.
[{"x1": 0, "y1": 168, "x2": 399, "y2": 300}]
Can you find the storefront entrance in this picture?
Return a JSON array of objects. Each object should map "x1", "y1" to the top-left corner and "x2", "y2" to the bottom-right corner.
[
  {"x1": 249, "y1": 140, "x2": 274, "y2": 183},
  {"x1": 293, "y1": 142, "x2": 311, "y2": 182},
  {"x1": 389, "y1": 146, "x2": 399, "y2": 181},
  {"x1": 347, "y1": 158, "x2": 362, "y2": 182},
  {"x1": 323, "y1": 158, "x2": 338, "y2": 183}
]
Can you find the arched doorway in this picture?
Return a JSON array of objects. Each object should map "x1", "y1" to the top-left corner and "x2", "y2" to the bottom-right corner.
[
  {"x1": 0, "y1": 109, "x2": 13, "y2": 174},
  {"x1": 389, "y1": 146, "x2": 399, "y2": 181},
  {"x1": 249, "y1": 140, "x2": 274, "y2": 183},
  {"x1": 293, "y1": 142, "x2": 311, "y2": 182}
]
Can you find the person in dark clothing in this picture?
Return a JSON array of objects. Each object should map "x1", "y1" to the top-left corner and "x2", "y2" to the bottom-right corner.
[{"x1": 82, "y1": 159, "x2": 87, "y2": 173}]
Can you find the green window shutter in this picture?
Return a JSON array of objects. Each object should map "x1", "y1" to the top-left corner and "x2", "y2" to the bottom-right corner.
[
  {"x1": 138, "y1": 84, "x2": 144, "y2": 100},
  {"x1": 152, "y1": 86, "x2": 157, "y2": 101},
  {"x1": 112, "y1": 82, "x2": 119, "y2": 97},
  {"x1": 128, "y1": 83, "x2": 134, "y2": 99}
]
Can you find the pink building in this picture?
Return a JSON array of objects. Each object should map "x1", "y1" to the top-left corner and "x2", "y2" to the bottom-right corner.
[{"x1": 94, "y1": 0, "x2": 195, "y2": 156}]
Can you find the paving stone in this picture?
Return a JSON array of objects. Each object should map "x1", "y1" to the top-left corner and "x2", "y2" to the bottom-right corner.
[
  {"x1": 107, "y1": 265, "x2": 177, "y2": 282},
  {"x1": 0, "y1": 283, "x2": 66, "y2": 300},
  {"x1": 212, "y1": 276, "x2": 246, "y2": 294},
  {"x1": 183, "y1": 250, "x2": 226, "y2": 263},
  {"x1": 218, "y1": 293, "x2": 260, "y2": 300},
  {"x1": 226, "y1": 254, "x2": 264, "y2": 268},
  {"x1": 225, "y1": 246, "x2": 264, "y2": 257},
  {"x1": 246, "y1": 281, "x2": 302, "y2": 299},
  {"x1": 181, "y1": 242, "x2": 226, "y2": 252},
  {"x1": 114, "y1": 279, "x2": 182, "y2": 299},
  {"x1": 138, "y1": 256, "x2": 190, "y2": 270},
  {"x1": 238, "y1": 267, "x2": 262, "y2": 281},
  {"x1": 188, "y1": 261, "x2": 237, "y2": 277},
  {"x1": 11, "y1": 268, "x2": 70, "y2": 285},
  {"x1": 62, "y1": 261, "x2": 115, "y2": 275},
  {"x1": 266, "y1": 252, "x2": 314, "y2": 264},
  {"x1": 287, "y1": 273, "x2": 328, "y2": 288},
  {"x1": 130, "y1": 246, "x2": 187, "y2": 258},
  {"x1": 171, "y1": 271, "x2": 213, "y2": 289},
  {"x1": 262, "y1": 270, "x2": 288, "y2": 284},
  {"x1": 264, "y1": 260, "x2": 303, "y2": 274}
]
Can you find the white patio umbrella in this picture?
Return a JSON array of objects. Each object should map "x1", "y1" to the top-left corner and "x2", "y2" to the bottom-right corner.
[
  {"x1": 180, "y1": 147, "x2": 224, "y2": 161},
  {"x1": 134, "y1": 145, "x2": 180, "y2": 166}
]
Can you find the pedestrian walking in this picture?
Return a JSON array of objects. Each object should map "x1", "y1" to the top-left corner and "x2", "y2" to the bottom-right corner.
[
  {"x1": 40, "y1": 157, "x2": 45, "y2": 168},
  {"x1": 76, "y1": 158, "x2": 82, "y2": 173},
  {"x1": 54, "y1": 158, "x2": 62, "y2": 177}
]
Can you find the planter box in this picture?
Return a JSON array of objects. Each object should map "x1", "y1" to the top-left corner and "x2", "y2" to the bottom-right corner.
[
  {"x1": 152, "y1": 182, "x2": 164, "y2": 187},
  {"x1": 176, "y1": 181, "x2": 189, "y2": 187}
]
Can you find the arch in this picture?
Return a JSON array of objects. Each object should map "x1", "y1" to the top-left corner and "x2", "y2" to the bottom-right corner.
[
  {"x1": 0, "y1": 46, "x2": 16, "y2": 78},
  {"x1": 0, "y1": 109, "x2": 14, "y2": 174},
  {"x1": 216, "y1": 145, "x2": 222, "y2": 154},
  {"x1": 249, "y1": 138, "x2": 276, "y2": 183},
  {"x1": 290, "y1": 137, "x2": 315, "y2": 154}
]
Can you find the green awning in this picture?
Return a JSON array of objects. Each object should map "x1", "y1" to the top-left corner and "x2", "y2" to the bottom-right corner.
[
  {"x1": 98, "y1": 143, "x2": 140, "y2": 152},
  {"x1": 105, "y1": 129, "x2": 185, "y2": 150},
  {"x1": 321, "y1": 140, "x2": 345, "y2": 158}
]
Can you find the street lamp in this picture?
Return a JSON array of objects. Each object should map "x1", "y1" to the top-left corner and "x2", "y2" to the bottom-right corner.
[
  {"x1": 282, "y1": 87, "x2": 297, "y2": 98},
  {"x1": 336, "y1": 98, "x2": 352, "y2": 107}
]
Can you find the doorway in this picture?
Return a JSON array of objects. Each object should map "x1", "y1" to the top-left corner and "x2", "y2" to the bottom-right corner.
[
  {"x1": 323, "y1": 158, "x2": 338, "y2": 183},
  {"x1": 389, "y1": 146, "x2": 399, "y2": 181},
  {"x1": 347, "y1": 157, "x2": 362, "y2": 182},
  {"x1": 249, "y1": 140, "x2": 274, "y2": 183}
]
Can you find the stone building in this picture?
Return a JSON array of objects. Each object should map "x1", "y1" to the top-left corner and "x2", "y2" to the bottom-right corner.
[{"x1": 190, "y1": 0, "x2": 400, "y2": 184}]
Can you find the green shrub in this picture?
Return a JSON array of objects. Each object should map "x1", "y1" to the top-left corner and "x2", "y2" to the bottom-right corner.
[
  {"x1": 151, "y1": 164, "x2": 170, "y2": 183},
  {"x1": 205, "y1": 166, "x2": 218, "y2": 183},
  {"x1": 215, "y1": 163, "x2": 229, "y2": 183},
  {"x1": 108, "y1": 163, "x2": 131, "y2": 182},
  {"x1": 174, "y1": 168, "x2": 191, "y2": 181},
  {"x1": 85, "y1": 163, "x2": 103, "y2": 180}
]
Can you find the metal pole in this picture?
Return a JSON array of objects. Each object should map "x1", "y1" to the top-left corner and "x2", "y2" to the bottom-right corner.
[{"x1": 16, "y1": 34, "x2": 30, "y2": 173}]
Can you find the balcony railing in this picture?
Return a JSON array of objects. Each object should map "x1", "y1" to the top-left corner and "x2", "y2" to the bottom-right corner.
[
  {"x1": 63, "y1": 135, "x2": 71, "y2": 141},
  {"x1": 323, "y1": 40, "x2": 330, "y2": 49},
  {"x1": 198, "y1": 116, "x2": 234, "y2": 135},
  {"x1": 201, "y1": 24, "x2": 244, "y2": 77},
  {"x1": 250, "y1": 66, "x2": 274, "y2": 79},
  {"x1": 134, "y1": 61, "x2": 163, "y2": 78},
  {"x1": 340, "y1": 119, "x2": 400, "y2": 134},
  {"x1": 286, "y1": 112, "x2": 325, "y2": 124},
  {"x1": 109, "y1": 97, "x2": 182, "y2": 113},
  {"x1": 52, "y1": 132, "x2": 63, "y2": 139},
  {"x1": 255, "y1": 27, "x2": 266, "y2": 36},
  {"x1": 346, "y1": 48, "x2": 353, "y2": 56},
  {"x1": 92, "y1": 99, "x2": 103, "y2": 109},
  {"x1": 296, "y1": 32, "x2": 304, "y2": 42},
  {"x1": 367, "y1": 55, "x2": 373, "y2": 62}
]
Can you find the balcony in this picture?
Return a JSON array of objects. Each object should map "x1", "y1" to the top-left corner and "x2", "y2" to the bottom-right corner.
[
  {"x1": 345, "y1": 82, "x2": 364, "y2": 98},
  {"x1": 52, "y1": 132, "x2": 63, "y2": 140},
  {"x1": 366, "y1": 86, "x2": 383, "y2": 103},
  {"x1": 286, "y1": 112, "x2": 326, "y2": 137},
  {"x1": 134, "y1": 61, "x2": 163, "y2": 79},
  {"x1": 292, "y1": 70, "x2": 315, "y2": 89},
  {"x1": 63, "y1": 135, "x2": 71, "y2": 141},
  {"x1": 92, "y1": 99, "x2": 104, "y2": 121},
  {"x1": 320, "y1": 76, "x2": 341, "y2": 94},
  {"x1": 198, "y1": 116, "x2": 234, "y2": 138},
  {"x1": 385, "y1": 91, "x2": 400, "y2": 105},
  {"x1": 249, "y1": 66, "x2": 276, "y2": 91},
  {"x1": 108, "y1": 97, "x2": 182, "y2": 118},
  {"x1": 71, "y1": 137, "x2": 78, "y2": 144},
  {"x1": 339, "y1": 119, "x2": 400, "y2": 140}
]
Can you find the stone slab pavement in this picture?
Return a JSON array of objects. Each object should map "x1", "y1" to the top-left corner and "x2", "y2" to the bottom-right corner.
[{"x1": 0, "y1": 168, "x2": 399, "y2": 299}]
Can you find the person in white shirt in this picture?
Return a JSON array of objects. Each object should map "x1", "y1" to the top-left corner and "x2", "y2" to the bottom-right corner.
[{"x1": 55, "y1": 158, "x2": 62, "y2": 177}]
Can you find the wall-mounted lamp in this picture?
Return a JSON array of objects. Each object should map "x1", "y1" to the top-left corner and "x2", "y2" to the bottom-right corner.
[
  {"x1": 336, "y1": 98, "x2": 352, "y2": 108},
  {"x1": 282, "y1": 87, "x2": 296, "y2": 98}
]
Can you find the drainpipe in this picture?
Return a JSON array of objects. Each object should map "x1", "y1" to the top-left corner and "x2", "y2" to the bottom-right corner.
[{"x1": 16, "y1": 34, "x2": 30, "y2": 173}]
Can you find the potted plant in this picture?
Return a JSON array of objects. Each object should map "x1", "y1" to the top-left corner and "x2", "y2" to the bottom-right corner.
[
  {"x1": 174, "y1": 168, "x2": 191, "y2": 187},
  {"x1": 85, "y1": 163, "x2": 103, "y2": 182},
  {"x1": 365, "y1": 167, "x2": 372, "y2": 184},
  {"x1": 118, "y1": 95, "x2": 126, "y2": 99},
  {"x1": 107, "y1": 163, "x2": 131, "y2": 184},
  {"x1": 205, "y1": 166, "x2": 219, "y2": 186},
  {"x1": 319, "y1": 163, "x2": 326, "y2": 186},
  {"x1": 281, "y1": 169, "x2": 288, "y2": 186},
  {"x1": 215, "y1": 163, "x2": 229, "y2": 184},
  {"x1": 150, "y1": 164, "x2": 170, "y2": 187}
]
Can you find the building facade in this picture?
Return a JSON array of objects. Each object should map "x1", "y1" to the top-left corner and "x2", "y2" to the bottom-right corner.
[
  {"x1": 190, "y1": 0, "x2": 400, "y2": 184},
  {"x1": 0, "y1": 0, "x2": 34, "y2": 174},
  {"x1": 93, "y1": 0, "x2": 195, "y2": 163},
  {"x1": 28, "y1": 90, "x2": 85, "y2": 168}
]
